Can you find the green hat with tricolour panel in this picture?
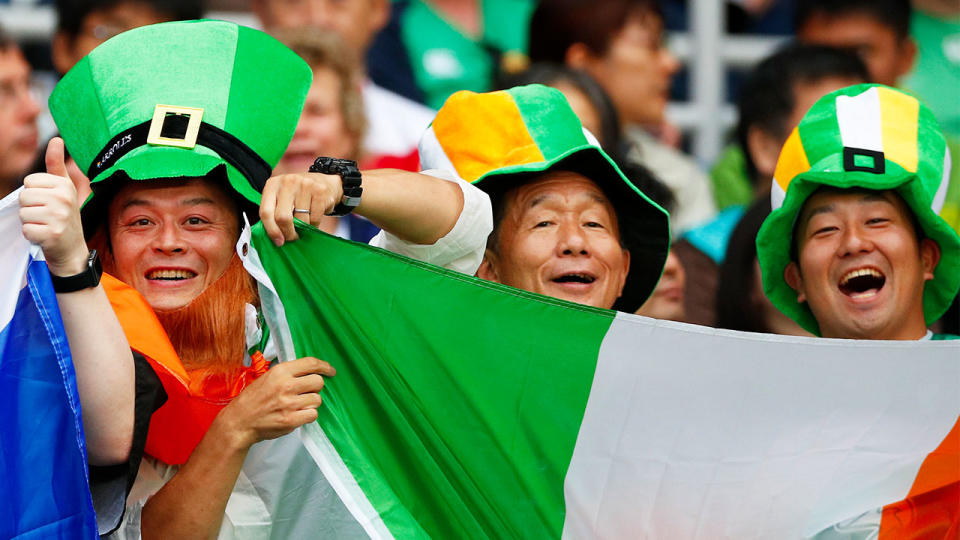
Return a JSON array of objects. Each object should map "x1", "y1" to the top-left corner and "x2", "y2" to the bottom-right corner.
[
  {"x1": 418, "y1": 84, "x2": 670, "y2": 313},
  {"x1": 756, "y1": 83, "x2": 960, "y2": 335},
  {"x1": 49, "y1": 19, "x2": 312, "y2": 231}
]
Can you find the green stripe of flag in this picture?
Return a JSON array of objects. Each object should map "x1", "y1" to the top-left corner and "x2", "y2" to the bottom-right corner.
[{"x1": 252, "y1": 223, "x2": 614, "y2": 538}]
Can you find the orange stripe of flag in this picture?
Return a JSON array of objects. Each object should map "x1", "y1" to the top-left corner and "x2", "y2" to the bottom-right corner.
[{"x1": 879, "y1": 416, "x2": 960, "y2": 539}]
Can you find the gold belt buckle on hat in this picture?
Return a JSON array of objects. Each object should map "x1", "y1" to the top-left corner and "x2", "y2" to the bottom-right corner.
[{"x1": 146, "y1": 104, "x2": 204, "y2": 148}]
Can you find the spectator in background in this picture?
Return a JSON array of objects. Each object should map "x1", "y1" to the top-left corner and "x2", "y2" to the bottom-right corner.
[
  {"x1": 528, "y1": 0, "x2": 716, "y2": 235},
  {"x1": 902, "y1": 0, "x2": 960, "y2": 238},
  {"x1": 51, "y1": 0, "x2": 202, "y2": 75},
  {"x1": 904, "y1": 0, "x2": 960, "y2": 142},
  {"x1": 681, "y1": 43, "x2": 868, "y2": 327},
  {"x1": 712, "y1": 44, "x2": 870, "y2": 211},
  {"x1": 503, "y1": 64, "x2": 624, "y2": 156},
  {"x1": 794, "y1": 0, "x2": 915, "y2": 88},
  {"x1": 0, "y1": 28, "x2": 41, "y2": 198},
  {"x1": 273, "y1": 29, "x2": 382, "y2": 242},
  {"x1": 905, "y1": 0, "x2": 960, "y2": 334},
  {"x1": 623, "y1": 161, "x2": 687, "y2": 322},
  {"x1": 715, "y1": 198, "x2": 810, "y2": 335},
  {"x1": 365, "y1": 0, "x2": 536, "y2": 111},
  {"x1": 254, "y1": 0, "x2": 436, "y2": 173}
]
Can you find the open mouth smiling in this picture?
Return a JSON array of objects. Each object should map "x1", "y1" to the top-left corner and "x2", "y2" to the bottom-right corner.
[
  {"x1": 552, "y1": 273, "x2": 596, "y2": 285},
  {"x1": 147, "y1": 269, "x2": 197, "y2": 281},
  {"x1": 838, "y1": 267, "x2": 885, "y2": 298}
]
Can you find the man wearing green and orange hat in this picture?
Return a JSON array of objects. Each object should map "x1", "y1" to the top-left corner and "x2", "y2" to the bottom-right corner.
[
  {"x1": 419, "y1": 84, "x2": 671, "y2": 312},
  {"x1": 26, "y1": 19, "x2": 491, "y2": 537},
  {"x1": 756, "y1": 84, "x2": 960, "y2": 538},
  {"x1": 757, "y1": 83, "x2": 960, "y2": 343}
]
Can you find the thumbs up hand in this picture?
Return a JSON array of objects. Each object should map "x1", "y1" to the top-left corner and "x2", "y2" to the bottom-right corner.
[{"x1": 19, "y1": 138, "x2": 91, "y2": 277}]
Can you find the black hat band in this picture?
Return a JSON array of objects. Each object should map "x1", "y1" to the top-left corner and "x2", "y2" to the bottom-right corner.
[{"x1": 86, "y1": 114, "x2": 272, "y2": 191}]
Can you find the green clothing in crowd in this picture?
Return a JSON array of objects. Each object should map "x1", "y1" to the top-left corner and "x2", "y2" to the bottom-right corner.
[
  {"x1": 399, "y1": 0, "x2": 535, "y2": 110},
  {"x1": 903, "y1": 9, "x2": 960, "y2": 141},
  {"x1": 709, "y1": 144, "x2": 754, "y2": 211}
]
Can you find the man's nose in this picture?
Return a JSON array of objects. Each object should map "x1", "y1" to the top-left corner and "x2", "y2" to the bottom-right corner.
[
  {"x1": 21, "y1": 90, "x2": 40, "y2": 120},
  {"x1": 838, "y1": 225, "x2": 874, "y2": 256},
  {"x1": 557, "y1": 222, "x2": 588, "y2": 255},
  {"x1": 152, "y1": 223, "x2": 186, "y2": 253}
]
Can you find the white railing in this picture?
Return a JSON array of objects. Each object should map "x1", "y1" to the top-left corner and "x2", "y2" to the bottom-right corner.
[{"x1": 668, "y1": 0, "x2": 787, "y2": 166}]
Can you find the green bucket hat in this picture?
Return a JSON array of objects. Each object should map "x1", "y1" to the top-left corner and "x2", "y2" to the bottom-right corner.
[
  {"x1": 418, "y1": 84, "x2": 671, "y2": 312},
  {"x1": 756, "y1": 83, "x2": 960, "y2": 335},
  {"x1": 49, "y1": 20, "x2": 312, "y2": 231}
]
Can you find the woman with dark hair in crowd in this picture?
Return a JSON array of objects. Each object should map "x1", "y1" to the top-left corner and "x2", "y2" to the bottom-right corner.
[
  {"x1": 715, "y1": 198, "x2": 809, "y2": 335},
  {"x1": 528, "y1": 0, "x2": 716, "y2": 234}
]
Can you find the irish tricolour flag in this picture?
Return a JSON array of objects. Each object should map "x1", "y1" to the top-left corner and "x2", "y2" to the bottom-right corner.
[{"x1": 237, "y1": 221, "x2": 960, "y2": 539}]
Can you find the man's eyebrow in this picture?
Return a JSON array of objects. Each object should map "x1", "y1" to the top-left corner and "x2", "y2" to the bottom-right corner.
[
  {"x1": 119, "y1": 197, "x2": 217, "y2": 210},
  {"x1": 528, "y1": 194, "x2": 551, "y2": 208},
  {"x1": 119, "y1": 198, "x2": 150, "y2": 211},
  {"x1": 528, "y1": 192, "x2": 607, "y2": 207},
  {"x1": 859, "y1": 192, "x2": 890, "y2": 204},
  {"x1": 180, "y1": 197, "x2": 217, "y2": 206},
  {"x1": 799, "y1": 203, "x2": 835, "y2": 230}
]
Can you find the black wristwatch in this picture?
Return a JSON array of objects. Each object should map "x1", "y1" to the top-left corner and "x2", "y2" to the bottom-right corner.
[
  {"x1": 309, "y1": 157, "x2": 363, "y2": 216},
  {"x1": 50, "y1": 250, "x2": 102, "y2": 293}
]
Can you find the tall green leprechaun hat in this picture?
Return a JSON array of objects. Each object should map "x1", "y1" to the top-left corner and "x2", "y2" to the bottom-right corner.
[
  {"x1": 49, "y1": 20, "x2": 311, "y2": 230},
  {"x1": 418, "y1": 84, "x2": 671, "y2": 312},
  {"x1": 756, "y1": 83, "x2": 960, "y2": 335}
]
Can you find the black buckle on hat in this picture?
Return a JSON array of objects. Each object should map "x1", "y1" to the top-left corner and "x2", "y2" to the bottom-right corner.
[{"x1": 843, "y1": 147, "x2": 885, "y2": 174}]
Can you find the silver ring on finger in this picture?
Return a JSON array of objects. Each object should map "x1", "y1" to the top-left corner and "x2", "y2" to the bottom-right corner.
[{"x1": 293, "y1": 208, "x2": 311, "y2": 214}]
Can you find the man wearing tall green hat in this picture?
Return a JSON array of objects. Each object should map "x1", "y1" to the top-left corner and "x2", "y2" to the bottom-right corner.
[
  {"x1": 756, "y1": 83, "x2": 960, "y2": 341},
  {"x1": 23, "y1": 19, "x2": 491, "y2": 536},
  {"x1": 419, "y1": 84, "x2": 671, "y2": 312}
]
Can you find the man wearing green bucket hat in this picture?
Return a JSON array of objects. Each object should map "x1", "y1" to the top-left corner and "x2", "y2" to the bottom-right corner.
[
  {"x1": 756, "y1": 83, "x2": 960, "y2": 340},
  {"x1": 419, "y1": 84, "x2": 671, "y2": 312},
  {"x1": 30, "y1": 19, "x2": 492, "y2": 536}
]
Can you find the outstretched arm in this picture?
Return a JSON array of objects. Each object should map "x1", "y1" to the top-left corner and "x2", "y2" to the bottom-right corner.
[
  {"x1": 18, "y1": 138, "x2": 134, "y2": 466},
  {"x1": 259, "y1": 168, "x2": 464, "y2": 246}
]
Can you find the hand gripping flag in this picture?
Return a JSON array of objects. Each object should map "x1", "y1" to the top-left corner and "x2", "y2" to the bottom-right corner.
[{"x1": 0, "y1": 191, "x2": 98, "y2": 539}]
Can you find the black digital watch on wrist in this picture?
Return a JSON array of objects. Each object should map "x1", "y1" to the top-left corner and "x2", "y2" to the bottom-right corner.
[
  {"x1": 309, "y1": 157, "x2": 363, "y2": 216},
  {"x1": 50, "y1": 250, "x2": 102, "y2": 293}
]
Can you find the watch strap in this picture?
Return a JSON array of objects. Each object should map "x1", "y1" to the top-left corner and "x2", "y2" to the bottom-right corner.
[
  {"x1": 310, "y1": 157, "x2": 363, "y2": 216},
  {"x1": 50, "y1": 250, "x2": 103, "y2": 293}
]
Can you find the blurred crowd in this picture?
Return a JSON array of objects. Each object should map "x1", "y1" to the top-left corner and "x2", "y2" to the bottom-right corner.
[{"x1": 1, "y1": 0, "x2": 958, "y2": 334}]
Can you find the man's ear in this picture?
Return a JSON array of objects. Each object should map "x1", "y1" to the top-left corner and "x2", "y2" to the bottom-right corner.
[
  {"x1": 746, "y1": 126, "x2": 782, "y2": 182},
  {"x1": 784, "y1": 262, "x2": 806, "y2": 303},
  {"x1": 476, "y1": 248, "x2": 501, "y2": 283},
  {"x1": 896, "y1": 37, "x2": 918, "y2": 82},
  {"x1": 920, "y1": 237, "x2": 941, "y2": 282}
]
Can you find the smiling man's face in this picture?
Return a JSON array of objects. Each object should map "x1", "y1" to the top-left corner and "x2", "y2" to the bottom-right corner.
[
  {"x1": 107, "y1": 178, "x2": 240, "y2": 311},
  {"x1": 477, "y1": 171, "x2": 630, "y2": 309},
  {"x1": 785, "y1": 189, "x2": 939, "y2": 339}
]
